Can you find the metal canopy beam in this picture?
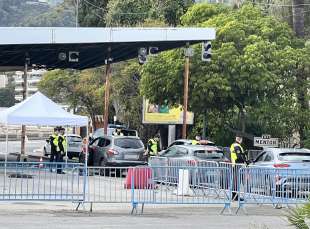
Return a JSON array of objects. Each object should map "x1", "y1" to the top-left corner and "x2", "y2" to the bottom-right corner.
[{"x1": 0, "y1": 27, "x2": 216, "y2": 70}]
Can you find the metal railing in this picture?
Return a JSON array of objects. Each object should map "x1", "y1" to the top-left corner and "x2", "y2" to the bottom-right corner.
[
  {"x1": 0, "y1": 162, "x2": 83, "y2": 201},
  {"x1": 237, "y1": 167, "x2": 310, "y2": 213},
  {"x1": 132, "y1": 166, "x2": 232, "y2": 214}
]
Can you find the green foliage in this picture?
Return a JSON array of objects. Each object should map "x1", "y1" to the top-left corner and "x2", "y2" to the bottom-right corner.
[
  {"x1": 38, "y1": 69, "x2": 104, "y2": 128},
  {"x1": 140, "y1": 3, "x2": 307, "y2": 145},
  {"x1": 0, "y1": 0, "x2": 50, "y2": 26},
  {"x1": 79, "y1": 0, "x2": 108, "y2": 27},
  {"x1": 0, "y1": 87, "x2": 15, "y2": 107},
  {"x1": 288, "y1": 202, "x2": 310, "y2": 229},
  {"x1": 24, "y1": 0, "x2": 76, "y2": 27},
  {"x1": 110, "y1": 61, "x2": 158, "y2": 142},
  {"x1": 104, "y1": 0, "x2": 193, "y2": 26}
]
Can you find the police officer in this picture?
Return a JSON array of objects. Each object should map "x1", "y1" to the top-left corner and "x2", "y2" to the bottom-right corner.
[
  {"x1": 56, "y1": 127, "x2": 66, "y2": 174},
  {"x1": 49, "y1": 127, "x2": 59, "y2": 172},
  {"x1": 147, "y1": 135, "x2": 160, "y2": 157},
  {"x1": 230, "y1": 136, "x2": 246, "y2": 164},
  {"x1": 113, "y1": 128, "x2": 124, "y2": 136},
  {"x1": 230, "y1": 136, "x2": 247, "y2": 200},
  {"x1": 192, "y1": 135, "x2": 201, "y2": 145}
]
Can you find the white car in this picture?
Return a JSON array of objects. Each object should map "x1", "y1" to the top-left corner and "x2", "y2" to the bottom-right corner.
[{"x1": 44, "y1": 134, "x2": 83, "y2": 159}]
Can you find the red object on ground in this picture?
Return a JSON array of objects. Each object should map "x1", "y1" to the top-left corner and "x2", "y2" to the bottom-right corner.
[{"x1": 124, "y1": 167, "x2": 153, "y2": 189}]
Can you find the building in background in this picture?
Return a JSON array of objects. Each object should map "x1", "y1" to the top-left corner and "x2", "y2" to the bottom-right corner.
[
  {"x1": 0, "y1": 75, "x2": 8, "y2": 88},
  {"x1": 14, "y1": 69, "x2": 47, "y2": 102}
]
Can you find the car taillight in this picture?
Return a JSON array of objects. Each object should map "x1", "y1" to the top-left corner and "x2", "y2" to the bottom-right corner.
[
  {"x1": 107, "y1": 149, "x2": 119, "y2": 156},
  {"x1": 273, "y1": 164, "x2": 290, "y2": 168}
]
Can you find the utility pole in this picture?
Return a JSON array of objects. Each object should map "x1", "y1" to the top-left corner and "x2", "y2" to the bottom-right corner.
[
  {"x1": 292, "y1": 0, "x2": 307, "y2": 147},
  {"x1": 103, "y1": 48, "x2": 112, "y2": 135},
  {"x1": 75, "y1": 0, "x2": 79, "y2": 28},
  {"x1": 21, "y1": 57, "x2": 30, "y2": 160},
  {"x1": 292, "y1": 0, "x2": 305, "y2": 38},
  {"x1": 182, "y1": 43, "x2": 193, "y2": 139}
]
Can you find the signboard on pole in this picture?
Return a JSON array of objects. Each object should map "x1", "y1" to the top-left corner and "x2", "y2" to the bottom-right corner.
[
  {"x1": 254, "y1": 134, "x2": 279, "y2": 148},
  {"x1": 142, "y1": 99, "x2": 194, "y2": 125}
]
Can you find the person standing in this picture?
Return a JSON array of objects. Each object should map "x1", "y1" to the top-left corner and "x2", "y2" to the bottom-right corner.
[
  {"x1": 49, "y1": 127, "x2": 59, "y2": 172},
  {"x1": 56, "y1": 127, "x2": 66, "y2": 174},
  {"x1": 230, "y1": 136, "x2": 247, "y2": 200},
  {"x1": 113, "y1": 128, "x2": 124, "y2": 136},
  {"x1": 192, "y1": 135, "x2": 201, "y2": 145},
  {"x1": 147, "y1": 135, "x2": 160, "y2": 157}
]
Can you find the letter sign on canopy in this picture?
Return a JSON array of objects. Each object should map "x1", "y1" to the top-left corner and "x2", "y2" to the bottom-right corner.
[{"x1": 254, "y1": 135, "x2": 279, "y2": 147}]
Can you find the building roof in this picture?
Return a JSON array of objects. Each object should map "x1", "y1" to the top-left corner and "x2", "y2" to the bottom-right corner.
[{"x1": 0, "y1": 27, "x2": 216, "y2": 70}]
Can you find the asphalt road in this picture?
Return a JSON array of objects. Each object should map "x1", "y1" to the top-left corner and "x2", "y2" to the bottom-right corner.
[
  {"x1": 0, "y1": 140, "x2": 45, "y2": 155},
  {"x1": 0, "y1": 202, "x2": 293, "y2": 229}
]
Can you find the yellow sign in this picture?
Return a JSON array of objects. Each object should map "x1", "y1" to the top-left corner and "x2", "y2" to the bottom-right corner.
[{"x1": 142, "y1": 99, "x2": 194, "y2": 124}]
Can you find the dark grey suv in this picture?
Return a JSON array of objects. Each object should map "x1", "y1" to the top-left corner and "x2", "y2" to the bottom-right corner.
[{"x1": 88, "y1": 136, "x2": 146, "y2": 167}]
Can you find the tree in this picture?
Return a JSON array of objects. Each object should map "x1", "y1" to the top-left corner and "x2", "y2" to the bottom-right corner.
[
  {"x1": 38, "y1": 69, "x2": 104, "y2": 129},
  {"x1": 140, "y1": 4, "x2": 299, "y2": 145},
  {"x1": 78, "y1": 0, "x2": 108, "y2": 27},
  {"x1": 24, "y1": 0, "x2": 76, "y2": 27}
]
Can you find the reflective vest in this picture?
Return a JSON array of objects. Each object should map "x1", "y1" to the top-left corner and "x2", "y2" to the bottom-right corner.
[
  {"x1": 52, "y1": 135, "x2": 60, "y2": 152},
  {"x1": 59, "y1": 135, "x2": 67, "y2": 153},
  {"x1": 192, "y1": 140, "x2": 199, "y2": 145},
  {"x1": 230, "y1": 142, "x2": 244, "y2": 164},
  {"x1": 148, "y1": 139, "x2": 158, "y2": 156}
]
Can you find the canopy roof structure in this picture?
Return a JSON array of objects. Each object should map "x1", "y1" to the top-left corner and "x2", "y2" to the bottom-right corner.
[
  {"x1": 0, "y1": 27, "x2": 216, "y2": 70},
  {"x1": 0, "y1": 92, "x2": 88, "y2": 126}
]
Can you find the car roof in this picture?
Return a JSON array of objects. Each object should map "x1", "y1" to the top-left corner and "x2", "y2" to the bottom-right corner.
[
  {"x1": 172, "y1": 144, "x2": 221, "y2": 151},
  {"x1": 97, "y1": 135, "x2": 141, "y2": 140},
  {"x1": 173, "y1": 139, "x2": 215, "y2": 144},
  {"x1": 264, "y1": 148, "x2": 310, "y2": 154},
  {"x1": 66, "y1": 134, "x2": 81, "y2": 137}
]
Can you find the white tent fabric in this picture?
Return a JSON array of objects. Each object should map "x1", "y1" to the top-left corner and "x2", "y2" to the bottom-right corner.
[{"x1": 0, "y1": 92, "x2": 88, "y2": 126}]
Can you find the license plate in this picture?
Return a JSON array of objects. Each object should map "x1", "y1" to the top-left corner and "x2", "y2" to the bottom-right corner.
[{"x1": 125, "y1": 154, "x2": 139, "y2": 160}]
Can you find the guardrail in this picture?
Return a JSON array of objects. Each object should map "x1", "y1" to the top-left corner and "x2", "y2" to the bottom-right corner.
[
  {"x1": 132, "y1": 166, "x2": 232, "y2": 214},
  {"x1": 237, "y1": 167, "x2": 310, "y2": 213},
  {"x1": 0, "y1": 162, "x2": 84, "y2": 201}
]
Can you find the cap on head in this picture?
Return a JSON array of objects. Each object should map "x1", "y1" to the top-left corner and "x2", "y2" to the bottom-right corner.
[{"x1": 236, "y1": 136, "x2": 243, "y2": 143}]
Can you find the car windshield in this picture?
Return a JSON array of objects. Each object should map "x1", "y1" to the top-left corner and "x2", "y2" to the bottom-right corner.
[
  {"x1": 193, "y1": 150, "x2": 224, "y2": 159},
  {"x1": 114, "y1": 138, "x2": 143, "y2": 149},
  {"x1": 67, "y1": 136, "x2": 82, "y2": 142},
  {"x1": 279, "y1": 152, "x2": 310, "y2": 162},
  {"x1": 161, "y1": 147, "x2": 188, "y2": 157}
]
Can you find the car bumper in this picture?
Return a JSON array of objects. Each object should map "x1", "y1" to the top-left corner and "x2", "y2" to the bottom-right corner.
[{"x1": 106, "y1": 160, "x2": 147, "y2": 167}]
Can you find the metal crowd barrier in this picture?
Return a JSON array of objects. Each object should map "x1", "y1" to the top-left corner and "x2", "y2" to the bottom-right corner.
[
  {"x1": 0, "y1": 162, "x2": 84, "y2": 201},
  {"x1": 218, "y1": 162, "x2": 246, "y2": 200},
  {"x1": 237, "y1": 167, "x2": 310, "y2": 213},
  {"x1": 81, "y1": 166, "x2": 133, "y2": 211},
  {"x1": 131, "y1": 166, "x2": 232, "y2": 214}
]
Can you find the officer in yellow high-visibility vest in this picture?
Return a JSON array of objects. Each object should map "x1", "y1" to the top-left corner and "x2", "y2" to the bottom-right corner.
[
  {"x1": 147, "y1": 135, "x2": 160, "y2": 157},
  {"x1": 192, "y1": 135, "x2": 201, "y2": 145},
  {"x1": 230, "y1": 136, "x2": 246, "y2": 164},
  {"x1": 230, "y1": 136, "x2": 247, "y2": 200}
]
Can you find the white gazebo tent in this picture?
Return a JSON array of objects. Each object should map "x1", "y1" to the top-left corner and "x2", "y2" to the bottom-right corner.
[{"x1": 0, "y1": 91, "x2": 89, "y2": 169}]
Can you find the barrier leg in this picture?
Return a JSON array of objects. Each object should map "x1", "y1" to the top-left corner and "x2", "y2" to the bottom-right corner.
[
  {"x1": 235, "y1": 202, "x2": 247, "y2": 215},
  {"x1": 141, "y1": 203, "x2": 145, "y2": 214},
  {"x1": 220, "y1": 203, "x2": 232, "y2": 215},
  {"x1": 75, "y1": 202, "x2": 82, "y2": 211},
  {"x1": 131, "y1": 202, "x2": 138, "y2": 215},
  {"x1": 90, "y1": 202, "x2": 93, "y2": 212}
]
